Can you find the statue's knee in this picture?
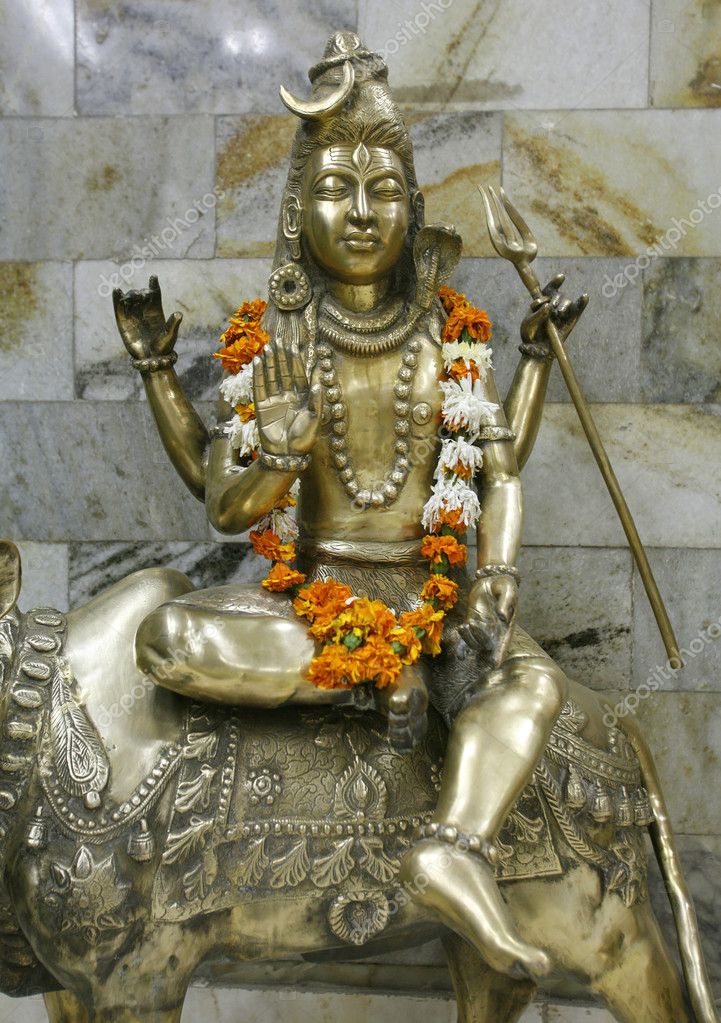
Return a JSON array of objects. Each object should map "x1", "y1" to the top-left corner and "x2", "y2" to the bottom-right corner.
[
  {"x1": 134, "y1": 602, "x2": 187, "y2": 678},
  {"x1": 506, "y1": 656, "x2": 568, "y2": 720},
  {"x1": 123, "y1": 567, "x2": 193, "y2": 611}
]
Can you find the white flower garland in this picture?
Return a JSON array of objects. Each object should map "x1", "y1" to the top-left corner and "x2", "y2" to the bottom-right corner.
[{"x1": 421, "y1": 332, "x2": 499, "y2": 533}]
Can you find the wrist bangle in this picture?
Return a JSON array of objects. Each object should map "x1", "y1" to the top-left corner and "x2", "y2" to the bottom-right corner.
[
  {"x1": 475, "y1": 563, "x2": 521, "y2": 584},
  {"x1": 132, "y1": 352, "x2": 178, "y2": 373},
  {"x1": 260, "y1": 450, "x2": 311, "y2": 473},
  {"x1": 518, "y1": 342, "x2": 554, "y2": 362}
]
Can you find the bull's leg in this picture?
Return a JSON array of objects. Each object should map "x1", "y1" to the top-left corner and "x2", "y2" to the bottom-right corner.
[
  {"x1": 442, "y1": 931, "x2": 536, "y2": 1023},
  {"x1": 504, "y1": 869, "x2": 692, "y2": 1023},
  {"x1": 44, "y1": 990, "x2": 89, "y2": 1022},
  {"x1": 590, "y1": 901, "x2": 692, "y2": 1023}
]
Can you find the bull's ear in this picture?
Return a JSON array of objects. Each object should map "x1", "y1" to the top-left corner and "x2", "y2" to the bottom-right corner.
[{"x1": 0, "y1": 542, "x2": 21, "y2": 618}]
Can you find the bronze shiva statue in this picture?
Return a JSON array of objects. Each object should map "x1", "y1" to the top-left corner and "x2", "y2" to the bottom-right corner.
[{"x1": 0, "y1": 31, "x2": 716, "y2": 1023}]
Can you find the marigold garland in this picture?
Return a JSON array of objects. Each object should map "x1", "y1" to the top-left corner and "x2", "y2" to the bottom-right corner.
[{"x1": 214, "y1": 288, "x2": 495, "y2": 691}]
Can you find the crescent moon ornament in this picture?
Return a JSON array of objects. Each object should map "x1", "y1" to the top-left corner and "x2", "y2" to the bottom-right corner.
[{"x1": 279, "y1": 60, "x2": 355, "y2": 121}]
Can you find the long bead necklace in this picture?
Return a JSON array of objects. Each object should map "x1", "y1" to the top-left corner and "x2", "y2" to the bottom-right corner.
[{"x1": 316, "y1": 336, "x2": 422, "y2": 508}]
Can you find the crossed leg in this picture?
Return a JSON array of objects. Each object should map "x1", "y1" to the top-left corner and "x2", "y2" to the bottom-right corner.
[{"x1": 134, "y1": 584, "x2": 362, "y2": 708}]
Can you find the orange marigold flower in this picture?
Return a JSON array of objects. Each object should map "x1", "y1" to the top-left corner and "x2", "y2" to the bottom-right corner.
[
  {"x1": 331, "y1": 597, "x2": 397, "y2": 643},
  {"x1": 307, "y1": 643, "x2": 362, "y2": 690},
  {"x1": 237, "y1": 298, "x2": 268, "y2": 321},
  {"x1": 399, "y1": 604, "x2": 446, "y2": 656},
  {"x1": 447, "y1": 358, "x2": 481, "y2": 383},
  {"x1": 421, "y1": 534, "x2": 468, "y2": 567},
  {"x1": 261, "y1": 562, "x2": 306, "y2": 592},
  {"x1": 388, "y1": 623, "x2": 423, "y2": 665},
  {"x1": 275, "y1": 492, "x2": 297, "y2": 510},
  {"x1": 437, "y1": 507, "x2": 467, "y2": 533},
  {"x1": 250, "y1": 529, "x2": 296, "y2": 563},
  {"x1": 420, "y1": 575, "x2": 459, "y2": 610},
  {"x1": 213, "y1": 321, "x2": 270, "y2": 373},
  {"x1": 293, "y1": 579, "x2": 355, "y2": 639},
  {"x1": 351, "y1": 633, "x2": 404, "y2": 689},
  {"x1": 443, "y1": 304, "x2": 492, "y2": 344},
  {"x1": 438, "y1": 286, "x2": 467, "y2": 314},
  {"x1": 235, "y1": 402, "x2": 255, "y2": 423}
]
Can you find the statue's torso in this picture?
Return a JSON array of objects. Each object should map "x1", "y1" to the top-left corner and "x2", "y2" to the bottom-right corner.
[{"x1": 298, "y1": 312, "x2": 452, "y2": 542}]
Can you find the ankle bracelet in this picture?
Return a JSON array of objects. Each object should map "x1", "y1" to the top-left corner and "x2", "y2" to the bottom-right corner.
[{"x1": 419, "y1": 822, "x2": 499, "y2": 865}]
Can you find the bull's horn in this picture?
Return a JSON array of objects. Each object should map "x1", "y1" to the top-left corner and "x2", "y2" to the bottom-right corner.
[{"x1": 279, "y1": 60, "x2": 355, "y2": 121}]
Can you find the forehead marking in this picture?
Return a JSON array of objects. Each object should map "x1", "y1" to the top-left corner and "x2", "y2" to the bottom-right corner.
[
  {"x1": 352, "y1": 142, "x2": 371, "y2": 172},
  {"x1": 326, "y1": 144, "x2": 396, "y2": 173}
]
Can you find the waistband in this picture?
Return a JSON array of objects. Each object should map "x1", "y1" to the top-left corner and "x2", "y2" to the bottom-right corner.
[{"x1": 298, "y1": 537, "x2": 425, "y2": 564}]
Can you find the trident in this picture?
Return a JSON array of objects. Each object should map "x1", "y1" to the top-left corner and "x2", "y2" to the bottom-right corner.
[{"x1": 479, "y1": 185, "x2": 681, "y2": 667}]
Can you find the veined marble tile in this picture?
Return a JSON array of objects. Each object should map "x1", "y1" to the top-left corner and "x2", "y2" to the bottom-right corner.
[
  {"x1": 521, "y1": 404, "x2": 721, "y2": 548},
  {"x1": 75, "y1": 259, "x2": 270, "y2": 401},
  {"x1": 648, "y1": 834, "x2": 721, "y2": 996},
  {"x1": 76, "y1": 1, "x2": 356, "y2": 116},
  {"x1": 0, "y1": 402, "x2": 210, "y2": 542},
  {"x1": 503, "y1": 111, "x2": 721, "y2": 257},
  {"x1": 632, "y1": 548, "x2": 721, "y2": 693},
  {"x1": 409, "y1": 112, "x2": 501, "y2": 257},
  {"x1": 0, "y1": 0, "x2": 74, "y2": 115},
  {"x1": 215, "y1": 112, "x2": 500, "y2": 258},
  {"x1": 0, "y1": 263, "x2": 73, "y2": 400},
  {"x1": 545, "y1": 1008, "x2": 615, "y2": 1022},
  {"x1": 358, "y1": 0, "x2": 649, "y2": 110},
  {"x1": 601, "y1": 690, "x2": 721, "y2": 834},
  {"x1": 69, "y1": 541, "x2": 264, "y2": 607},
  {"x1": 14, "y1": 542, "x2": 69, "y2": 613},
  {"x1": 0, "y1": 117, "x2": 215, "y2": 261},
  {"x1": 650, "y1": 0, "x2": 721, "y2": 107},
  {"x1": 216, "y1": 114, "x2": 297, "y2": 258},
  {"x1": 451, "y1": 257, "x2": 642, "y2": 403},
  {"x1": 517, "y1": 547, "x2": 632, "y2": 691},
  {"x1": 0, "y1": 994, "x2": 51, "y2": 1022},
  {"x1": 642, "y1": 258, "x2": 721, "y2": 403}
]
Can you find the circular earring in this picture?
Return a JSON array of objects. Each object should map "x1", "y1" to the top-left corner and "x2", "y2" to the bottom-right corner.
[{"x1": 269, "y1": 263, "x2": 311, "y2": 310}]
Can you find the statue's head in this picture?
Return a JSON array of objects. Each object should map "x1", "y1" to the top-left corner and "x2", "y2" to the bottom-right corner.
[{"x1": 269, "y1": 33, "x2": 425, "y2": 317}]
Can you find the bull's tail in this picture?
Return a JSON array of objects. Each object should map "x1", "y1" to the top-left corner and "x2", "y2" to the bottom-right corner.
[{"x1": 622, "y1": 716, "x2": 719, "y2": 1023}]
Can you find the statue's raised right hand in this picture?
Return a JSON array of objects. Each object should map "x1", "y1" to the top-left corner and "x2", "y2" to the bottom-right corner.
[
  {"x1": 112, "y1": 275, "x2": 183, "y2": 360},
  {"x1": 253, "y1": 339, "x2": 321, "y2": 457}
]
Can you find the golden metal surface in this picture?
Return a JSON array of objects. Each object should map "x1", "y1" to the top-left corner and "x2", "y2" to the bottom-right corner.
[{"x1": 0, "y1": 30, "x2": 715, "y2": 1023}]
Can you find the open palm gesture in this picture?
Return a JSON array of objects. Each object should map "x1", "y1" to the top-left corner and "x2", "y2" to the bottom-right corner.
[{"x1": 253, "y1": 339, "x2": 321, "y2": 456}]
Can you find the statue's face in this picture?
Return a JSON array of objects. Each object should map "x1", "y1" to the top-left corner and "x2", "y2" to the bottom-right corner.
[{"x1": 302, "y1": 143, "x2": 410, "y2": 284}]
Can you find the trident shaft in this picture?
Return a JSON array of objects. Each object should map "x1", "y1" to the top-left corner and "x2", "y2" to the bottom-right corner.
[{"x1": 479, "y1": 185, "x2": 681, "y2": 667}]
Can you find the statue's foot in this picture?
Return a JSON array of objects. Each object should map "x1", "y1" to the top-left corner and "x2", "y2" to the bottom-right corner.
[{"x1": 400, "y1": 839, "x2": 552, "y2": 980}]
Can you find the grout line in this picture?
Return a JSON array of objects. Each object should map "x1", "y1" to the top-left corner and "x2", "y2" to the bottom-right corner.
[
  {"x1": 73, "y1": 0, "x2": 78, "y2": 116},
  {"x1": 647, "y1": 0, "x2": 655, "y2": 108}
]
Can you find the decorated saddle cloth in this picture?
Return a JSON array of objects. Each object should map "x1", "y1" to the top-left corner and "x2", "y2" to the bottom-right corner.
[
  {"x1": 152, "y1": 696, "x2": 651, "y2": 937},
  {"x1": 151, "y1": 703, "x2": 563, "y2": 931}
]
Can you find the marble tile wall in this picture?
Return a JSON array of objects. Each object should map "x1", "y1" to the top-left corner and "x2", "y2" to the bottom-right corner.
[{"x1": 0, "y1": 1, "x2": 719, "y2": 1021}]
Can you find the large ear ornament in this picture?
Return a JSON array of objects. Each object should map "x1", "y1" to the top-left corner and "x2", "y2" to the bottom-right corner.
[{"x1": 282, "y1": 195, "x2": 303, "y2": 261}]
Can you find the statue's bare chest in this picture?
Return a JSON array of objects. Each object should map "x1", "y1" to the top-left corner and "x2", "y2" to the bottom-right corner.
[{"x1": 314, "y1": 330, "x2": 444, "y2": 459}]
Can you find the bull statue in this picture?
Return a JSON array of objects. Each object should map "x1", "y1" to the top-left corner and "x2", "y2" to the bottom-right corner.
[{"x1": 0, "y1": 540, "x2": 715, "y2": 1023}]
